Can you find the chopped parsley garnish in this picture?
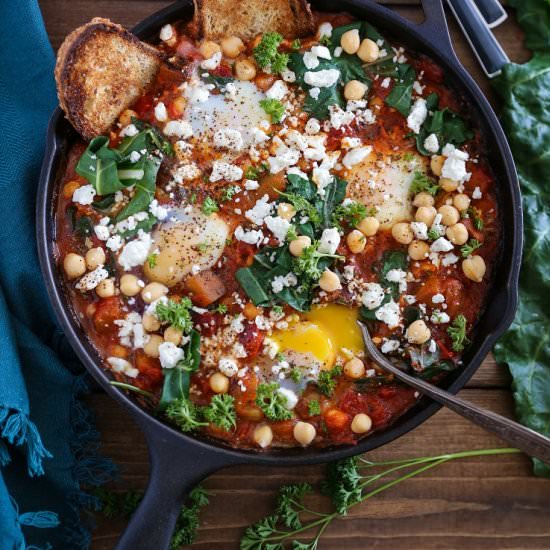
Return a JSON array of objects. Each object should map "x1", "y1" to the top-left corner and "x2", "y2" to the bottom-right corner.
[
  {"x1": 277, "y1": 190, "x2": 321, "y2": 225},
  {"x1": 146, "y1": 253, "x2": 158, "y2": 269},
  {"x1": 332, "y1": 201, "x2": 372, "y2": 228},
  {"x1": 465, "y1": 206, "x2": 484, "y2": 230},
  {"x1": 202, "y1": 196, "x2": 219, "y2": 215},
  {"x1": 156, "y1": 297, "x2": 193, "y2": 333},
  {"x1": 291, "y1": 38, "x2": 301, "y2": 50},
  {"x1": 308, "y1": 400, "x2": 321, "y2": 416},
  {"x1": 286, "y1": 224, "x2": 299, "y2": 242},
  {"x1": 255, "y1": 382, "x2": 293, "y2": 421},
  {"x1": 213, "y1": 303, "x2": 228, "y2": 314},
  {"x1": 259, "y1": 98, "x2": 285, "y2": 123},
  {"x1": 460, "y1": 239, "x2": 482, "y2": 257},
  {"x1": 272, "y1": 305, "x2": 284, "y2": 316},
  {"x1": 319, "y1": 35, "x2": 332, "y2": 47},
  {"x1": 447, "y1": 314, "x2": 470, "y2": 352},
  {"x1": 165, "y1": 396, "x2": 207, "y2": 432},
  {"x1": 197, "y1": 242, "x2": 211, "y2": 253},
  {"x1": 221, "y1": 185, "x2": 240, "y2": 202},
  {"x1": 427, "y1": 227, "x2": 442, "y2": 241},
  {"x1": 410, "y1": 171, "x2": 440, "y2": 196},
  {"x1": 253, "y1": 32, "x2": 289, "y2": 73},
  {"x1": 317, "y1": 365, "x2": 342, "y2": 397},
  {"x1": 289, "y1": 368, "x2": 302, "y2": 383},
  {"x1": 202, "y1": 394, "x2": 237, "y2": 432},
  {"x1": 293, "y1": 245, "x2": 343, "y2": 283}
]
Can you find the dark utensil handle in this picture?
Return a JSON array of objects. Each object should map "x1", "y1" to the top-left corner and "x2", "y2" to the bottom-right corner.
[
  {"x1": 473, "y1": 0, "x2": 507, "y2": 28},
  {"x1": 417, "y1": 0, "x2": 456, "y2": 58},
  {"x1": 115, "y1": 417, "x2": 236, "y2": 550},
  {"x1": 446, "y1": 0, "x2": 509, "y2": 77}
]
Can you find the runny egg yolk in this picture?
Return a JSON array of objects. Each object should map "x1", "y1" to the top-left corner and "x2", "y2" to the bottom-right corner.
[{"x1": 270, "y1": 304, "x2": 364, "y2": 370}]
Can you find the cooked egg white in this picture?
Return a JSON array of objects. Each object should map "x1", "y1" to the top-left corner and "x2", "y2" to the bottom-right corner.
[
  {"x1": 269, "y1": 304, "x2": 363, "y2": 371},
  {"x1": 346, "y1": 150, "x2": 428, "y2": 229},
  {"x1": 143, "y1": 206, "x2": 229, "y2": 286}
]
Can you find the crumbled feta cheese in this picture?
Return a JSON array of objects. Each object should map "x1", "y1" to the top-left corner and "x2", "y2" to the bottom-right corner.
[
  {"x1": 423, "y1": 133, "x2": 439, "y2": 153},
  {"x1": 346, "y1": 99, "x2": 368, "y2": 112},
  {"x1": 413, "y1": 81, "x2": 425, "y2": 95},
  {"x1": 472, "y1": 186, "x2": 482, "y2": 199},
  {"x1": 76, "y1": 266, "x2": 108, "y2": 291},
  {"x1": 341, "y1": 137, "x2": 362, "y2": 149},
  {"x1": 200, "y1": 51, "x2": 222, "y2": 70},
  {"x1": 219, "y1": 357, "x2": 239, "y2": 377},
  {"x1": 311, "y1": 45, "x2": 331, "y2": 60},
  {"x1": 149, "y1": 199, "x2": 168, "y2": 220},
  {"x1": 245, "y1": 194, "x2": 272, "y2": 225},
  {"x1": 404, "y1": 294, "x2": 417, "y2": 304},
  {"x1": 407, "y1": 98, "x2": 428, "y2": 134},
  {"x1": 120, "y1": 124, "x2": 139, "y2": 137},
  {"x1": 431, "y1": 310, "x2": 450, "y2": 324},
  {"x1": 329, "y1": 105, "x2": 355, "y2": 129},
  {"x1": 72, "y1": 184, "x2": 96, "y2": 205},
  {"x1": 361, "y1": 283, "x2": 386, "y2": 310},
  {"x1": 411, "y1": 221, "x2": 428, "y2": 241},
  {"x1": 318, "y1": 22, "x2": 333, "y2": 38},
  {"x1": 182, "y1": 81, "x2": 211, "y2": 103},
  {"x1": 154, "y1": 102, "x2": 168, "y2": 122},
  {"x1": 160, "y1": 24, "x2": 174, "y2": 42},
  {"x1": 94, "y1": 225, "x2": 110, "y2": 241},
  {"x1": 106, "y1": 234, "x2": 123, "y2": 252},
  {"x1": 312, "y1": 167, "x2": 333, "y2": 195},
  {"x1": 441, "y1": 144, "x2": 470, "y2": 183},
  {"x1": 342, "y1": 146, "x2": 372, "y2": 168},
  {"x1": 267, "y1": 138, "x2": 300, "y2": 173},
  {"x1": 281, "y1": 69, "x2": 296, "y2": 83},
  {"x1": 265, "y1": 215, "x2": 290, "y2": 243},
  {"x1": 214, "y1": 128, "x2": 244, "y2": 151},
  {"x1": 305, "y1": 118, "x2": 321, "y2": 134},
  {"x1": 309, "y1": 87, "x2": 320, "y2": 100},
  {"x1": 303, "y1": 51, "x2": 320, "y2": 70},
  {"x1": 386, "y1": 268, "x2": 407, "y2": 293},
  {"x1": 381, "y1": 339, "x2": 400, "y2": 354},
  {"x1": 129, "y1": 151, "x2": 141, "y2": 163},
  {"x1": 375, "y1": 300, "x2": 401, "y2": 328},
  {"x1": 266, "y1": 80, "x2": 288, "y2": 100},
  {"x1": 107, "y1": 357, "x2": 138, "y2": 378},
  {"x1": 234, "y1": 226, "x2": 264, "y2": 246},
  {"x1": 277, "y1": 387, "x2": 298, "y2": 410},
  {"x1": 271, "y1": 273, "x2": 298, "y2": 294},
  {"x1": 172, "y1": 163, "x2": 201, "y2": 183},
  {"x1": 118, "y1": 231, "x2": 152, "y2": 271},
  {"x1": 304, "y1": 68, "x2": 340, "y2": 88},
  {"x1": 159, "y1": 342, "x2": 185, "y2": 369},
  {"x1": 210, "y1": 161, "x2": 243, "y2": 182},
  {"x1": 115, "y1": 312, "x2": 149, "y2": 349},
  {"x1": 430, "y1": 237, "x2": 454, "y2": 253},
  {"x1": 164, "y1": 120, "x2": 193, "y2": 138},
  {"x1": 432, "y1": 293, "x2": 445, "y2": 304},
  {"x1": 244, "y1": 179, "x2": 260, "y2": 191},
  {"x1": 381, "y1": 77, "x2": 391, "y2": 89},
  {"x1": 441, "y1": 252, "x2": 459, "y2": 266},
  {"x1": 334, "y1": 46, "x2": 343, "y2": 57},
  {"x1": 318, "y1": 227, "x2": 340, "y2": 255}
]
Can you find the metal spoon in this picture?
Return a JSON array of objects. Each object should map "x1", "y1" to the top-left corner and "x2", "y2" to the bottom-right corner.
[{"x1": 358, "y1": 321, "x2": 550, "y2": 464}]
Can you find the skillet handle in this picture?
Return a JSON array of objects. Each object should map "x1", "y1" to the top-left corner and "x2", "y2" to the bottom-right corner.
[
  {"x1": 416, "y1": 0, "x2": 456, "y2": 59},
  {"x1": 115, "y1": 418, "x2": 237, "y2": 550}
]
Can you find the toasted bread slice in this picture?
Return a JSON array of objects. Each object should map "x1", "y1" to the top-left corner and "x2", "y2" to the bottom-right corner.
[
  {"x1": 55, "y1": 18, "x2": 162, "y2": 140},
  {"x1": 193, "y1": 0, "x2": 315, "y2": 40}
]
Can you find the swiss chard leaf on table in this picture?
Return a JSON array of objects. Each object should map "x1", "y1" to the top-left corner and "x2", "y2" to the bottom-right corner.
[{"x1": 492, "y1": 0, "x2": 550, "y2": 477}]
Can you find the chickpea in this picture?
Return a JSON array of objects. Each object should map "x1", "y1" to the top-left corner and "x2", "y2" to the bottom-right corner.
[
  {"x1": 344, "y1": 357, "x2": 365, "y2": 379},
  {"x1": 63, "y1": 253, "x2": 86, "y2": 279},
  {"x1": 453, "y1": 193, "x2": 471, "y2": 211},
  {"x1": 430, "y1": 155, "x2": 445, "y2": 176},
  {"x1": 413, "y1": 192, "x2": 435, "y2": 208},
  {"x1": 199, "y1": 40, "x2": 221, "y2": 59},
  {"x1": 347, "y1": 229, "x2": 366, "y2": 254},
  {"x1": 96, "y1": 278, "x2": 115, "y2": 298},
  {"x1": 408, "y1": 240, "x2": 430, "y2": 261},
  {"x1": 351, "y1": 413, "x2": 373, "y2": 434},
  {"x1": 319, "y1": 269, "x2": 342, "y2": 292},
  {"x1": 253, "y1": 425, "x2": 273, "y2": 448},
  {"x1": 172, "y1": 96, "x2": 186, "y2": 116},
  {"x1": 277, "y1": 202, "x2": 296, "y2": 221},
  {"x1": 141, "y1": 282, "x2": 168, "y2": 304},
  {"x1": 357, "y1": 38, "x2": 379, "y2": 62},
  {"x1": 164, "y1": 326, "x2": 183, "y2": 345},
  {"x1": 440, "y1": 177, "x2": 459, "y2": 192},
  {"x1": 119, "y1": 109, "x2": 137, "y2": 127},
  {"x1": 209, "y1": 372, "x2": 230, "y2": 394},
  {"x1": 462, "y1": 255, "x2": 486, "y2": 282},
  {"x1": 243, "y1": 302, "x2": 261, "y2": 320},
  {"x1": 415, "y1": 206, "x2": 437, "y2": 226},
  {"x1": 142, "y1": 313, "x2": 161, "y2": 332},
  {"x1": 293, "y1": 422, "x2": 316, "y2": 446},
  {"x1": 63, "y1": 180, "x2": 81, "y2": 199},
  {"x1": 446, "y1": 223, "x2": 469, "y2": 245},
  {"x1": 235, "y1": 59, "x2": 257, "y2": 81},
  {"x1": 357, "y1": 216, "x2": 379, "y2": 237},
  {"x1": 221, "y1": 36, "x2": 245, "y2": 58},
  {"x1": 120, "y1": 274, "x2": 141, "y2": 297},
  {"x1": 391, "y1": 222, "x2": 414, "y2": 245},
  {"x1": 85, "y1": 247, "x2": 106, "y2": 270},
  {"x1": 344, "y1": 80, "x2": 367, "y2": 101},
  {"x1": 438, "y1": 205, "x2": 460, "y2": 226},
  {"x1": 340, "y1": 29, "x2": 360, "y2": 54},
  {"x1": 289, "y1": 236, "x2": 312, "y2": 257},
  {"x1": 143, "y1": 334, "x2": 163, "y2": 358},
  {"x1": 406, "y1": 319, "x2": 431, "y2": 344}
]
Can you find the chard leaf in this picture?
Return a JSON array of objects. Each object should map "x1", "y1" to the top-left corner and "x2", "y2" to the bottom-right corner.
[
  {"x1": 314, "y1": 176, "x2": 347, "y2": 229},
  {"x1": 492, "y1": 0, "x2": 550, "y2": 477},
  {"x1": 385, "y1": 64, "x2": 416, "y2": 116},
  {"x1": 76, "y1": 137, "x2": 124, "y2": 195}
]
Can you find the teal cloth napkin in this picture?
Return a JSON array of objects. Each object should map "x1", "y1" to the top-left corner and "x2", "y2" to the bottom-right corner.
[{"x1": 0, "y1": 1, "x2": 114, "y2": 548}]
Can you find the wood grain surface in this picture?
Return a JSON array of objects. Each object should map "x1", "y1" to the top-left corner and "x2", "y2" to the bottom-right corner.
[{"x1": 39, "y1": 1, "x2": 548, "y2": 548}]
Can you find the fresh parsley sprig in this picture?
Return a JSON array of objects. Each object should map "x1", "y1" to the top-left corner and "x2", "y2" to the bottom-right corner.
[
  {"x1": 461, "y1": 238, "x2": 482, "y2": 257},
  {"x1": 410, "y1": 171, "x2": 440, "y2": 196},
  {"x1": 166, "y1": 396, "x2": 208, "y2": 432},
  {"x1": 203, "y1": 394, "x2": 237, "y2": 432},
  {"x1": 447, "y1": 314, "x2": 470, "y2": 352},
  {"x1": 316, "y1": 365, "x2": 342, "y2": 397},
  {"x1": 253, "y1": 32, "x2": 289, "y2": 73},
  {"x1": 260, "y1": 98, "x2": 286, "y2": 123},
  {"x1": 156, "y1": 297, "x2": 193, "y2": 332},
  {"x1": 256, "y1": 382, "x2": 293, "y2": 421}
]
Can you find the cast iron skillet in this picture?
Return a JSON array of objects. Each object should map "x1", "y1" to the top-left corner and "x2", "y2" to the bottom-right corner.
[{"x1": 36, "y1": 0, "x2": 522, "y2": 548}]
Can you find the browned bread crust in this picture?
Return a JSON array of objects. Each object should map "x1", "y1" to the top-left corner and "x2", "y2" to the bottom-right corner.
[
  {"x1": 193, "y1": 0, "x2": 315, "y2": 40},
  {"x1": 55, "y1": 18, "x2": 162, "y2": 140}
]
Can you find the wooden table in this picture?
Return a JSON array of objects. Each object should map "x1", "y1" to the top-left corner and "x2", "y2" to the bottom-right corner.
[{"x1": 40, "y1": 1, "x2": 550, "y2": 548}]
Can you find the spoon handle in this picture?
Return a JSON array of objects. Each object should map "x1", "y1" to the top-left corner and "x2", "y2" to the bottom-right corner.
[{"x1": 358, "y1": 323, "x2": 550, "y2": 464}]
